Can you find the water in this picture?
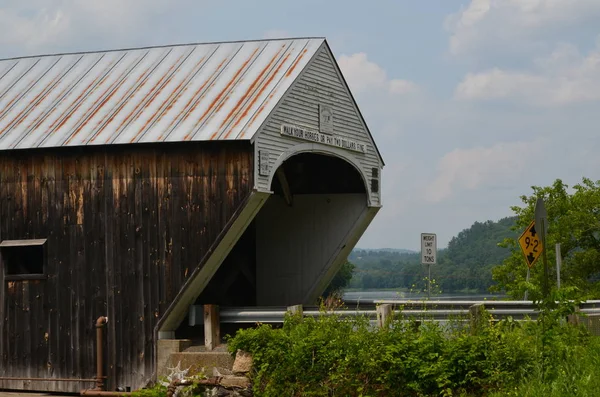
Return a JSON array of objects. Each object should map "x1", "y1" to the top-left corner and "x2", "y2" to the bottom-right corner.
[{"x1": 343, "y1": 290, "x2": 505, "y2": 302}]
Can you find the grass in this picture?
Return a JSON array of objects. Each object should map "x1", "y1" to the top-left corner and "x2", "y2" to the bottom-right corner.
[{"x1": 489, "y1": 336, "x2": 600, "y2": 397}]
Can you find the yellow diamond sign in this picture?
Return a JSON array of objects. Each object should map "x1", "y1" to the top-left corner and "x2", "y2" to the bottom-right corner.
[{"x1": 518, "y1": 220, "x2": 543, "y2": 268}]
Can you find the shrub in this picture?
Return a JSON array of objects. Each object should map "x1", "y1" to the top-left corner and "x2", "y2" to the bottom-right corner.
[
  {"x1": 226, "y1": 304, "x2": 596, "y2": 397},
  {"x1": 131, "y1": 383, "x2": 168, "y2": 397}
]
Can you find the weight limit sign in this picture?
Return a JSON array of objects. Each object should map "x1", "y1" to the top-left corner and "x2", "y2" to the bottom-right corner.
[{"x1": 421, "y1": 233, "x2": 437, "y2": 265}]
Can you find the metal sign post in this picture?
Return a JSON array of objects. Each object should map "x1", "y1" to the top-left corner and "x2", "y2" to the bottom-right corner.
[
  {"x1": 535, "y1": 198, "x2": 550, "y2": 299},
  {"x1": 518, "y1": 198, "x2": 550, "y2": 300},
  {"x1": 556, "y1": 243, "x2": 561, "y2": 289},
  {"x1": 518, "y1": 219, "x2": 543, "y2": 300},
  {"x1": 428, "y1": 264, "x2": 431, "y2": 299},
  {"x1": 524, "y1": 268, "x2": 530, "y2": 301},
  {"x1": 421, "y1": 233, "x2": 437, "y2": 300}
]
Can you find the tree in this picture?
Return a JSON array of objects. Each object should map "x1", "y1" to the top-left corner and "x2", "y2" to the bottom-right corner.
[
  {"x1": 322, "y1": 260, "x2": 356, "y2": 297},
  {"x1": 491, "y1": 178, "x2": 600, "y2": 300},
  {"x1": 437, "y1": 217, "x2": 517, "y2": 293}
]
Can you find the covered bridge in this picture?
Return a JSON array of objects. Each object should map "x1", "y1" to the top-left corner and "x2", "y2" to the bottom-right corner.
[{"x1": 0, "y1": 37, "x2": 383, "y2": 392}]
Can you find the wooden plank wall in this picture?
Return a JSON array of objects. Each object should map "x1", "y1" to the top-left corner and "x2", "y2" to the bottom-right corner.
[{"x1": 0, "y1": 141, "x2": 253, "y2": 392}]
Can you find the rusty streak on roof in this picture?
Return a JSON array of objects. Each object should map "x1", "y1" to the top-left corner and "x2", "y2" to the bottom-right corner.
[{"x1": 0, "y1": 38, "x2": 324, "y2": 150}]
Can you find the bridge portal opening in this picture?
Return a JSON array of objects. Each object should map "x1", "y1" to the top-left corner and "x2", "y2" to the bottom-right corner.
[
  {"x1": 177, "y1": 152, "x2": 369, "y2": 338},
  {"x1": 255, "y1": 152, "x2": 367, "y2": 306}
]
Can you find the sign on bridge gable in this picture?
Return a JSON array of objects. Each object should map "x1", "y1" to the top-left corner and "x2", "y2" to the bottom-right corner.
[
  {"x1": 421, "y1": 233, "x2": 437, "y2": 265},
  {"x1": 280, "y1": 124, "x2": 366, "y2": 154}
]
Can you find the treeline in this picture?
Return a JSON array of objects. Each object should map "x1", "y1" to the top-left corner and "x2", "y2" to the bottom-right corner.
[{"x1": 347, "y1": 216, "x2": 518, "y2": 293}]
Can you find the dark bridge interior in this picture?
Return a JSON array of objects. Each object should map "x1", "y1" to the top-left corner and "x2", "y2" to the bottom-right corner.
[
  {"x1": 176, "y1": 153, "x2": 368, "y2": 338},
  {"x1": 271, "y1": 153, "x2": 366, "y2": 195}
]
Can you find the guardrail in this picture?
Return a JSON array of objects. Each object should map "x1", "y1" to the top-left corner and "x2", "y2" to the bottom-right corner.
[
  {"x1": 189, "y1": 299, "x2": 600, "y2": 350},
  {"x1": 189, "y1": 299, "x2": 600, "y2": 325}
]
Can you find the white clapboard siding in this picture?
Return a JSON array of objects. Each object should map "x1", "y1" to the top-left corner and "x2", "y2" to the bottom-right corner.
[{"x1": 255, "y1": 42, "x2": 383, "y2": 206}]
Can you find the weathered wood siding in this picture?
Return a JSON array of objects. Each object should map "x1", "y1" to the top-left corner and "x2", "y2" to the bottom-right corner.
[
  {"x1": 255, "y1": 43, "x2": 383, "y2": 206},
  {"x1": 0, "y1": 141, "x2": 253, "y2": 392}
]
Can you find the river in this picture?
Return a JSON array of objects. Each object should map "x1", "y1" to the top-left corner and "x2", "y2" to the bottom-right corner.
[{"x1": 343, "y1": 290, "x2": 506, "y2": 301}]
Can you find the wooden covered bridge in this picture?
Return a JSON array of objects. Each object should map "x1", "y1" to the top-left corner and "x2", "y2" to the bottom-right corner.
[{"x1": 0, "y1": 37, "x2": 383, "y2": 392}]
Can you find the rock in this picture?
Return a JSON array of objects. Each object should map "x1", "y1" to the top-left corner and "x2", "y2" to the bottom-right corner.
[
  {"x1": 215, "y1": 387, "x2": 232, "y2": 397},
  {"x1": 232, "y1": 350, "x2": 253, "y2": 374},
  {"x1": 212, "y1": 366, "x2": 233, "y2": 377},
  {"x1": 236, "y1": 387, "x2": 253, "y2": 397},
  {"x1": 220, "y1": 375, "x2": 251, "y2": 389},
  {"x1": 207, "y1": 386, "x2": 252, "y2": 396}
]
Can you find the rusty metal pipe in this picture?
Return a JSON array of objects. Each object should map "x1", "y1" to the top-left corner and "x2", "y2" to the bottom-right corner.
[
  {"x1": 95, "y1": 316, "x2": 108, "y2": 391},
  {"x1": 80, "y1": 390, "x2": 133, "y2": 396},
  {"x1": 0, "y1": 377, "x2": 96, "y2": 382}
]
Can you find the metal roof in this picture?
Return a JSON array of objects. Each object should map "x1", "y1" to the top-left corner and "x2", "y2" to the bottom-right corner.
[{"x1": 0, "y1": 38, "x2": 324, "y2": 150}]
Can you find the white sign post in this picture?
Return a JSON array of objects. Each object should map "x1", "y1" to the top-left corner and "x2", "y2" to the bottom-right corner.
[{"x1": 421, "y1": 233, "x2": 437, "y2": 300}]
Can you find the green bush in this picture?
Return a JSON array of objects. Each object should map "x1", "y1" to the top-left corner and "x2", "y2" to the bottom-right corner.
[
  {"x1": 131, "y1": 383, "x2": 168, "y2": 397},
  {"x1": 226, "y1": 305, "x2": 597, "y2": 397}
]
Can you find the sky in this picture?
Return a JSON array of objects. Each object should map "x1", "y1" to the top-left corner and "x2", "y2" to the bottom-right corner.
[{"x1": 1, "y1": 0, "x2": 599, "y2": 251}]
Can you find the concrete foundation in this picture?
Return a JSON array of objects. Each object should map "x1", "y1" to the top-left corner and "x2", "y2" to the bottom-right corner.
[
  {"x1": 156, "y1": 339, "x2": 193, "y2": 379},
  {"x1": 156, "y1": 341, "x2": 235, "y2": 379},
  {"x1": 167, "y1": 350, "x2": 235, "y2": 378}
]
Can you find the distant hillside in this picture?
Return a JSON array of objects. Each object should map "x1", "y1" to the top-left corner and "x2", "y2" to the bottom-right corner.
[{"x1": 347, "y1": 216, "x2": 518, "y2": 293}]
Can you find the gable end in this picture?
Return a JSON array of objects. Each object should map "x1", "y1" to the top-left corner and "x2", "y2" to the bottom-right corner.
[{"x1": 254, "y1": 41, "x2": 383, "y2": 206}]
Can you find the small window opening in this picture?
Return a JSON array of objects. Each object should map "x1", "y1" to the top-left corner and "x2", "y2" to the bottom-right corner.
[
  {"x1": 1, "y1": 239, "x2": 46, "y2": 281},
  {"x1": 371, "y1": 178, "x2": 379, "y2": 193}
]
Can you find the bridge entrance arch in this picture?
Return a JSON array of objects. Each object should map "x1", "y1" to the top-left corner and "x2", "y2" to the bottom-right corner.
[{"x1": 168, "y1": 145, "x2": 379, "y2": 339}]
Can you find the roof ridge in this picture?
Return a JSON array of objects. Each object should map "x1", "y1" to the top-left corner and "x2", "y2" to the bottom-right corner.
[{"x1": 0, "y1": 37, "x2": 327, "y2": 62}]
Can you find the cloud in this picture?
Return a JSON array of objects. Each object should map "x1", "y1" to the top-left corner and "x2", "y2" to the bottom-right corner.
[
  {"x1": 0, "y1": 1, "x2": 176, "y2": 57},
  {"x1": 338, "y1": 52, "x2": 419, "y2": 95},
  {"x1": 0, "y1": 0, "x2": 595, "y2": 253},
  {"x1": 389, "y1": 79, "x2": 419, "y2": 95},
  {"x1": 455, "y1": 40, "x2": 600, "y2": 105},
  {"x1": 446, "y1": 0, "x2": 600, "y2": 57},
  {"x1": 0, "y1": 3, "x2": 69, "y2": 51},
  {"x1": 455, "y1": 69, "x2": 548, "y2": 103},
  {"x1": 424, "y1": 141, "x2": 541, "y2": 203}
]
